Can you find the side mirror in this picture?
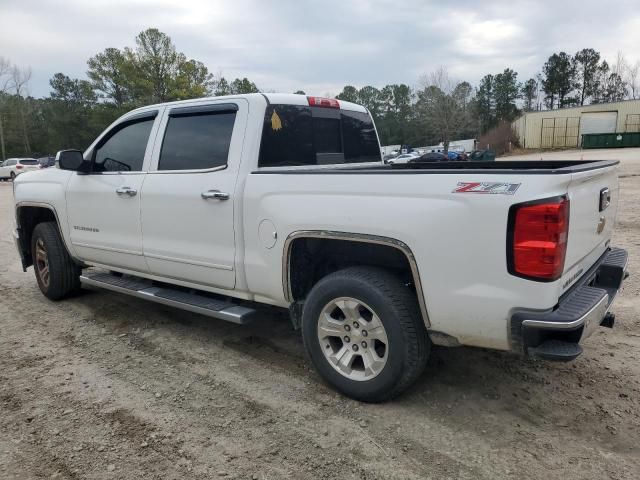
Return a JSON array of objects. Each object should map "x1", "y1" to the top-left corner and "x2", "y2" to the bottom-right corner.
[{"x1": 56, "y1": 149, "x2": 89, "y2": 172}]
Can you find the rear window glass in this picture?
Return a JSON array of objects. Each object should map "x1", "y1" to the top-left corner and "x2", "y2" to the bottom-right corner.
[
  {"x1": 258, "y1": 105, "x2": 380, "y2": 167},
  {"x1": 19, "y1": 159, "x2": 38, "y2": 165}
]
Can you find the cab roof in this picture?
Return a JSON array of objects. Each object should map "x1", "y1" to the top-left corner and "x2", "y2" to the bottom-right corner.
[{"x1": 129, "y1": 93, "x2": 368, "y2": 115}]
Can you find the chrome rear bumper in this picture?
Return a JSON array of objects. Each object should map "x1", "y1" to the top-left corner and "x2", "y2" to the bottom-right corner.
[{"x1": 511, "y1": 247, "x2": 628, "y2": 361}]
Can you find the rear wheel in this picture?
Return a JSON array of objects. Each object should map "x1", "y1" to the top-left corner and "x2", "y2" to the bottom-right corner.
[
  {"x1": 10, "y1": 171, "x2": 16, "y2": 181},
  {"x1": 31, "y1": 222, "x2": 80, "y2": 300},
  {"x1": 302, "y1": 266, "x2": 430, "y2": 402}
]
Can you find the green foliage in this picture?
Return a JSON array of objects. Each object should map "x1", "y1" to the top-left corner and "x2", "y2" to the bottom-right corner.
[
  {"x1": 521, "y1": 78, "x2": 538, "y2": 111},
  {"x1": 213, "y1": 76, "x2": 260, "y2": 95},
  {"x1": 573, "y1": 48, "x2": 601, "y2": 106},
  {"x1": 87, "y1": 47, "x2": 132, "y2": 107},
  {"x1": 542, "y1": 52, "x2": 577, "y2": 108},
  {"x1": 493, "y1": 69, "x2": 520, "y2": 122}
]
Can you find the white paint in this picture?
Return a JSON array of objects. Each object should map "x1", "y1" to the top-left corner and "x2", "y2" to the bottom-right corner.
[{"x1": 12, "y1": 93, "x2": 622, "y2": 352}]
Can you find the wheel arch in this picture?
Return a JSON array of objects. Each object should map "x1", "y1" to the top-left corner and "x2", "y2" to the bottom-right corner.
[
  {"x1": 15, "y1": 202, "x2": 79, "y2": 270},
  {"x1": 282, "y1": 230, "x2": 430, "y2": 328}
]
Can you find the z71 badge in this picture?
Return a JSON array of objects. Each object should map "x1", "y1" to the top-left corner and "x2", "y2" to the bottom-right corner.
[{"x1": 453, "y1": 182, "x2": 521, "y2": 195}]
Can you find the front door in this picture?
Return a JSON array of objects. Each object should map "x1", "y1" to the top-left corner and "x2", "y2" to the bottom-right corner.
[
  {"x1": 141, "y1": 100, "x2": 247, "y2": 290},
  {"x1": 66, "y1": 111, "x2": 160, "y2": 272}
]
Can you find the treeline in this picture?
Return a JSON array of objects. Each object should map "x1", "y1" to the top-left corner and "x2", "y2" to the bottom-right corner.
[
  {"x1": 336, "y1": 49, "x2": 639, "y2": 148},
  {"x1": 0, "y1": 27, "x2": 639, "y2": 159},
  {"x1": 0, "y1": 29, "x2": 260, "y2": 159}
]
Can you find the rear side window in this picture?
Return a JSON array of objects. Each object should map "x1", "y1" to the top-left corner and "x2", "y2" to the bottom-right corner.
[
  {"x1": 159, "y1": 110, "x2": 236, "y2": 171},
  {"x1": 19, "y1": 159, "x2": 38, "y2": 165},
  {"x1": 258, "y1": 105, "x2": 381, "y2": 167}
]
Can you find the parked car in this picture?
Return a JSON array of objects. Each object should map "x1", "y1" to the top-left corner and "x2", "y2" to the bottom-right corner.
[
  {"x1": 386, "y1": 152, "x2": 420, "y2": 165},
  {"x1": 12, "y1": 93, "x2": 628, "y2": 402},
  {"x1": 0, "y1": 158, "x2": 39, "y2": 181},
  {"x1": 38, "y1": 156, "x2": 56, "y2": 169},
  {"x1": 410, "y1": 152, "x2": 448, "y2": 162}
]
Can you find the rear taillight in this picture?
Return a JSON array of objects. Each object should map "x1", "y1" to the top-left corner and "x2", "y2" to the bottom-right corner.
[
  {"x1": 508, "y1": 196, "x2": 570, "y2": 281},
  {"x1": 307, "y1": 96, "x2": 340, "y2": 109},
  {"x1": 15, "y1": 164, "x2": 23, "y2": 169}
]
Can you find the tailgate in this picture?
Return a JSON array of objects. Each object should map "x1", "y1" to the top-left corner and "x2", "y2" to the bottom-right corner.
[{"x1": 562, "y1": 163, "x2": 619, "y2": 282}]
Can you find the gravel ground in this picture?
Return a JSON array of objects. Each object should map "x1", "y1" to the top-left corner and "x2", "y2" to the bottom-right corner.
[{"x1": 1, "y1": 152, "x2": 639, "y2": 479}]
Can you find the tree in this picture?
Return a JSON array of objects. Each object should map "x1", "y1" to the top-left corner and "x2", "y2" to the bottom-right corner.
[
  {"x1": 174, "y1": 59, "x2": 213, "y2": 98},
  {"x1": 626, "y1": 61, "x2": 640, "y2": 100},
  {"x1": 377, "y1": 84, "x2": 413, "y2": 144},
  {"x1": 493, "y1": 69, "x2": 520, "y2": 122},
  {"x1": 47, "y1": 73, "x2": 98, "y2": 150},
  {"x1": 415, "y1": 67, "x2": 473, "y2": 152},
  {"x1": 602, "y1": 73, "x2": 627, "y2": 102},
  {"x1": 573, "y1": 48, "x2": 601, "y2": 105},
  {"x1": 10, "y1": 65, "x2": 33, "y2": 154},
  {"x1": 127, "y1": 28, "x2": 180, "y2": 102},
  {"x1": 541, "y1": 52, "x2": 577, "y2": 108},
  {"x1": 357, "y1": 86, "x2": 383, "y2": 119},
  {"x1": 229, "y1": 77, "x2": 259, "y2": 94},
  {"x1": 87, "y1": 48, "x2": 132, "y2": 107},
  {"x1": 521, "y1": 78, "x2": 538, "y2": 111},
  {"x1": 335, "y1": 85, "x2": 359, "y2": 103},
  {"x1": 475, "y1": 74, "x2": 496, "y2": 132},
  {"x1": 116, "y1": 28, "x2": 215, "y2": 103},
  {"x1": 0, "y1": 57, "x2": 13, "y2": 160}
]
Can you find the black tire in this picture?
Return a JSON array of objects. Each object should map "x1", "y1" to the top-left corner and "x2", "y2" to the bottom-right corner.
[
  {"x1": 10, "y1": 171, "x2": 16, "y2": 181},
  {"x1": 31, "y1": 222, "x2": 81, "y2": 300},
  {"x1": 302, "y1": 266, "x2": 430, "y2": 402}
]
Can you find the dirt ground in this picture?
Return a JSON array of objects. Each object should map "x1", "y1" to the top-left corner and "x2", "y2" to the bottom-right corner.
[{"x1": 1, "y1": 151, "x2": 639, "y2": 479}]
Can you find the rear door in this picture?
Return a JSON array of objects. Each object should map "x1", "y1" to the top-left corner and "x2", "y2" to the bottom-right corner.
[{"x1": 140, "y1": 99, "x2": 248, "y2": 289}]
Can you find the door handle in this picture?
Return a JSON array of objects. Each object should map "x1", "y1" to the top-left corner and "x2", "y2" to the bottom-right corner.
[
  {"x1": 201, "y1": 190, "x2": 230, "y2": 201},
  {"x1": 115, "y1": 186, "x2": 137, "y2": 197}
]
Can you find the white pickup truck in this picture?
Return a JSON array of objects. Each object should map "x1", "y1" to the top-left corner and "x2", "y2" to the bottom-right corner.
[{"x1": 12, "y1": 93, "x2": 628, "y2": 402}]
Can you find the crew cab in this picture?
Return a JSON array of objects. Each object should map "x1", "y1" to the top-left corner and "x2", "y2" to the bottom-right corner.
[{"x1": 12, "y1": 93, "x2": 628, "y2": 402}]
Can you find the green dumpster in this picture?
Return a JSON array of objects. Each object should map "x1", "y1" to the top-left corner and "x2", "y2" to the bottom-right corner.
[{"x1": 582, "y1": 132, "x2": 640, "y2": 149}]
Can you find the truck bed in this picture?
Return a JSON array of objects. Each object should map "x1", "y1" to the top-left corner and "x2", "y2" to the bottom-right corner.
[{"x1": 254, "y1": 160, "x2": 619, "y2": 175}]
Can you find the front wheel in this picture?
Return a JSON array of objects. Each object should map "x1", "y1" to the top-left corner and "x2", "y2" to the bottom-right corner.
[
  {"x1": 31, "y1": 222, "x2": 81, "y2": 300},
  {"x1": 301, "y1": 266, "x2": 430, "y2": 402}
]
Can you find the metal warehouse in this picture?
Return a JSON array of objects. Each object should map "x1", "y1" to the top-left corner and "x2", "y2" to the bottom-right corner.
[{"x1": 513, "y1": 99, "x2": 640, "y2": 149}]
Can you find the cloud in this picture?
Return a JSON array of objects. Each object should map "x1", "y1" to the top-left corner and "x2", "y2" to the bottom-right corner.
[{"x1": 1, "y1": 0, "x2": 638, "y2": 98}]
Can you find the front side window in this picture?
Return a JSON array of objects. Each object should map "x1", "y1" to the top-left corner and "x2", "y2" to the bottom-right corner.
[
  {"x1": 93, "y1": 117, "x2": 155, "y2": 172},
  {"x1": 159, "y1": 110, "x2": 236, "y2": 171}
]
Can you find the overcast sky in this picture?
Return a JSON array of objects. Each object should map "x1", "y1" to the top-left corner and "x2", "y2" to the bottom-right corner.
[{"x1": 2, "y1": 0, "x2": 639, "y2": 98}]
